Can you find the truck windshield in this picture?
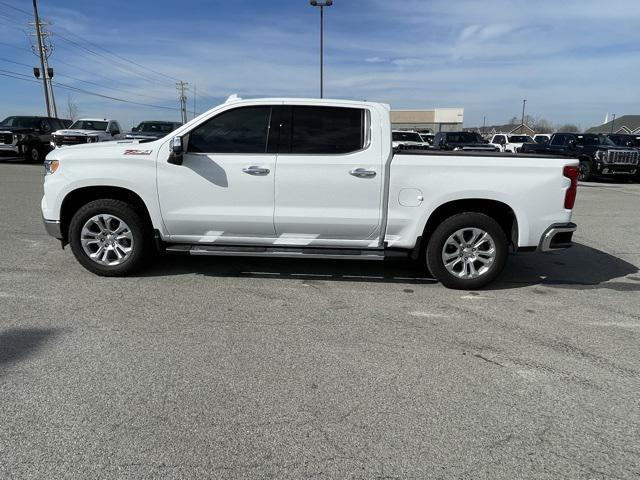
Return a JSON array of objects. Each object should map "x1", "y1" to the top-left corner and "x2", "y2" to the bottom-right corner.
[
  {"x1": 576, "y1": 134, "x2": 616, "y2": 146},
  {"x1": 0, "y1": 116, "x2": 40, "y2": 128},
  {"x1": 447, "y1": 132, "x2": 482, "y2": 143},
  {"x1": 509, "y1": 135, "x2": 534, "y2": 143},
  {"x1": 393, "y1": 132, "x2": 423, "y2": 142},
  {"x1": 136, "y1": 122, "x2": 177, "y2": 133},
  {"x1": 69, "y1": 120, "x2": 108, "y2": 131}
]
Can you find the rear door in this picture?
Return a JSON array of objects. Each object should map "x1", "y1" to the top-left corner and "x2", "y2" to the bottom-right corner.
[{"x1": 272, "y1": 105, "x2": 383, "y2": 247}]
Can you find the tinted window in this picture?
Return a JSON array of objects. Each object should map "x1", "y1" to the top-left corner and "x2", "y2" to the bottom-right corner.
[
  {"x1": 393, "y1": 131, "x2": 423, "y2": 142},
  {"x1": 289, "y1": 106, "x2": 364, "y2": 154},
  {"x1": 550, "y1": 134, "x2": 565, "y2": 146},
  {"x1": 188, "y1": 106, "x2": 271, "y2": 154},
  {"x1": 70, "y1": 120, "x2": 108, "y2": 131},
  {"x1": 447, "y1": 132, "x2": 481, "y2": 143}
]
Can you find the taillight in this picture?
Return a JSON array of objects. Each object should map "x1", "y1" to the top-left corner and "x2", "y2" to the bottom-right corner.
[{"x1": 563, "y1": 165, "x2": 579, "y2": 209}]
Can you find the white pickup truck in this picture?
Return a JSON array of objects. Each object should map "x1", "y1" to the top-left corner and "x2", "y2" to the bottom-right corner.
[{"x1": 41, "y1": 97, "x2": 579, "y2": 289}]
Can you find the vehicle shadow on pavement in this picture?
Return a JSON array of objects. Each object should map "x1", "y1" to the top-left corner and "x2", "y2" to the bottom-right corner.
[
  {"x1": 143, "y1": 255, "x2": 437, "y2": 285},
  {"x1": 494, "y1": 242, "x2": 639, "y2": 291},
  {"x1": 141, "y1": 242, "x2": 638, "y2": 290},
  {"x1": 0, "y1": 328, "x2": 60, "y2": 366}
]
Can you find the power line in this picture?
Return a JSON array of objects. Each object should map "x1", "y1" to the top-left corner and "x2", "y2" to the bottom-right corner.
[
  {"x1": 53, "y1": 24, "x2": 180, "y2": 83},
  {"x1": 0, "y1": 67, "x2": 181, "y2": 111},
  {"x1": 0, "y1": 0, "x2": 32, "y2": 16}
]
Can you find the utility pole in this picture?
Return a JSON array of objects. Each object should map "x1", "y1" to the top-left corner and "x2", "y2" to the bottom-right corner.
[
  {"x1": 310, "y1": 1, "x2": 333, "y2": 98},
  {"x1": 193, "y1": 84, "x2": 196, "y2": 119},
  {"x1": 31, "y1": 0, "x2": 57, "y2": 117},
  {"x1": 176, "y1": 81, "x2": 189, "y2": 124},
  {"x1": 520, "y1": 99, "x2": 527, "y2": 134},
  {"x1": 482, "y1": 115, "x2": 486, "y2": 136}
]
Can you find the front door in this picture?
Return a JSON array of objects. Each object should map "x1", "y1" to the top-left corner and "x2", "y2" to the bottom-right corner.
[
  {"x1": 272, "y1": 105, "x2": 383, "y2": 247},
  {"x1": 157, "y1": 105, "x2": 277, "y2": 242}
]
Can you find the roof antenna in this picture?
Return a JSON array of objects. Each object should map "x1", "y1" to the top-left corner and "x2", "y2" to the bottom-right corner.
[{"x1": 225, "y1": 94, "x2": 242, "y2": 103}]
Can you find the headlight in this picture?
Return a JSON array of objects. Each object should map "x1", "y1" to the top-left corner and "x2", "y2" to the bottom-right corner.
[
  {"x1": 595, "y1": 150, "x2": 608, "y2": 162},
  {"x1": 13, "y1": 133, "x2": 23, "y2": 142},
  {"x1": 50, "y1": 140, "x2": 56, "y2": 148},
  {"x1": 43, "y1": 159, "x2": 59, "y2": 175},
  {"x1": 86, "y1": 136, "x2": 99, "y2": 143}
]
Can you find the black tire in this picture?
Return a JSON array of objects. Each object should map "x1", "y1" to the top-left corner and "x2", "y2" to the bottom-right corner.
[
  {"x1": 68, "y1": 199, "x2": 151, "y2": 276},
  {"x1": 24, "y1": 144, "x2": 43, "y2": 163},
  {"x1": 425, "y1": 212, "x2": 508, "y2": 290},
  {"x1": 579, "y1": 160, "x2": 592, "y2": 182}
]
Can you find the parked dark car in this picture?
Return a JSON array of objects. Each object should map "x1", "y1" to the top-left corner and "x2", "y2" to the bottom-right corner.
[
  {"x1": 433, "y1": 131, "x2": 499, "y2": 152},
  {"x1": 125, "y1": 121, "x2": 182, "y2": 140},
  {"x1": 606, "y1": 133, "x2": 640, "y2": 149},
  {"x1": 521, "y1": 133, "x2": 639, "y2": 181},
  {"x1": 0, "y1": 116, "x2": 67, "y2": 162}
]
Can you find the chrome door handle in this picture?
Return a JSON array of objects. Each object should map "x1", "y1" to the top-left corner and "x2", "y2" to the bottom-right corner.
[
  {"x1": 349, "y1": 168, "x2": 376, "y2": 178},
  {"x1": 242, "y1": 166, "x2": 270, "y2": 175}
]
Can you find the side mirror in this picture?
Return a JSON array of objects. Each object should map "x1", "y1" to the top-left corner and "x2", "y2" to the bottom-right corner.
[
  {"x1": 168, "y1": 136, "x2": 184, "y2": 165},
  {"x1": 626, "y1": 141, "x2": 633, "y2": 147},
  {"x1": 568, "y1": 140, "x2": 577, "y2": 149},
  {"x1": 131, "y1": 127, "x2": 138, "y2": 132}
]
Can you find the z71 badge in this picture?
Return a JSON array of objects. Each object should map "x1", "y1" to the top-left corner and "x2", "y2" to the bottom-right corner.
[{"x1": 123, "y1": 149, "x2": 153, "y2": 155}]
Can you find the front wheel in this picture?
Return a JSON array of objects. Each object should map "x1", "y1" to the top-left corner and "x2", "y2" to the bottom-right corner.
[
  {"x1": 68, "y1": 199, "x2": 150, "y2": 276},
  {"x1": 426, "y1": 213, "x2": 508, "y2": 290},
  {"x1": 579, "y1": 160, "x2": 592, "y2": 182}
]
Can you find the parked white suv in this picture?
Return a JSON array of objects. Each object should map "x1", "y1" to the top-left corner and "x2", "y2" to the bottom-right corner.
[
  {"x1": 42, "y1": 96, "x2": 579, "y2": 289},
  {"x1": 51, "y1": 118, "x2": 123, "y2": 148},
  {"x1": 490, "y1": 134, "x2": 536, "y2": 153},
  {"x1": 392, "y1": 130, "x2": 431, "y2": 150}
]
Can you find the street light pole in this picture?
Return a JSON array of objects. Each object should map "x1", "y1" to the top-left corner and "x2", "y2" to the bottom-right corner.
[
  {"x1": 520, "y1": 99, "x2": 527, "y2": 134},
  {"x1": 610, "y1": 113, "x2": 616, "y2": 134},
  {"x1": 310, "y1": 0, "x2": 333, "y2": 98}
]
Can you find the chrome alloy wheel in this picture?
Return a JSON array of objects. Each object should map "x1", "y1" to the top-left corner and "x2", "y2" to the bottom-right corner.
[
  {"x1": 80, "y1": 214, "x2": 134, "y2": 266},
  {"x1": 441, "y1": 227, "x2": 496, "y2": 279}
]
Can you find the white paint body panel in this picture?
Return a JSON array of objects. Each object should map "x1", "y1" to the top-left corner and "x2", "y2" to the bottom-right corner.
[{"x1": 42, "y1": 97, "x2": 577, "y2": 252}]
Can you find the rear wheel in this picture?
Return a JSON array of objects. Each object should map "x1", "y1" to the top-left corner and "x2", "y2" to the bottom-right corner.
[
  {"x1": 25, "y1": 144, "x2": 42, "y2": 163},
  {"x1": 426, "y1": 212, "x2": 508, "y2": 289},
  {"x1": 68, "y1": 199, "x2": 150, "y2": 276}
]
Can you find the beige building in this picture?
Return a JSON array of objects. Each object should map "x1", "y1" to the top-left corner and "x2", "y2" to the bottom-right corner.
[{"x1": 391, "y1": 108, "x2": 464, "y2": 133}]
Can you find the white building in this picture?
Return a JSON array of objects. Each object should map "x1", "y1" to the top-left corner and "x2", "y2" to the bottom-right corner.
[{"x1": 390, "y1": 108, "x2": 464, "y2": 133}]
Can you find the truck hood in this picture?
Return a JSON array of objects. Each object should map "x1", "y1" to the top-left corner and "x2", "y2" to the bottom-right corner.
[
  {"x1": 53, "y1": 129, "x2": 105, "y2": 136},
  {"x1": 47, "y1": 138, "x2": 161, "y2": 158},
  {"x1": 0, "y1": 127, "x2": 36, "y2": 134}
]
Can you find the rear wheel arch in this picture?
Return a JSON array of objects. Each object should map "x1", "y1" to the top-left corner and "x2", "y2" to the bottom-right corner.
[
  {"x1": 421, "y1": 199, "x2": 518, "y2": 250},
  {"x1": 60, "y1": 186, "x2": 154, "y2": 243}
]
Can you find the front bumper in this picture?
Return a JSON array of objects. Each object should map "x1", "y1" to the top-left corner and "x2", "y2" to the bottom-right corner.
[
  {"x1": 0, "y1": 144, "x2": 20, "y2": 156},
  {"x1": 43, "y1": 218, "x2": 63, "y2": 239},
  {"x1": 539, "y1": 223, "x2": 577, "y2": 252},
  {"x1": 594, "y1": 162, "x2": 638, "y2": 176}
]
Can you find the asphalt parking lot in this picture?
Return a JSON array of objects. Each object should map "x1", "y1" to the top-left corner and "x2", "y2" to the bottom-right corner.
[{"x1": 1, "y1": 160, "x2": 639, "y2": 479}]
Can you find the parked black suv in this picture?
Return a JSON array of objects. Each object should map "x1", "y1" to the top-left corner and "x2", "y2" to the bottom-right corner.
[
  {"x1": 125, "y1": 120, "x2": 182, "y2": 140},
  {"x1": 521, "y1": 133, "x2": 639, "y2": 181},
  {"x1": 0, "y1": 116, "x2": 67, "y2": 162},
  {"x1": 606, "y1": 133, "x2": 640, "y2": 149},
  {"x1": 433, "y1": 132, "x2": 499, "y2": 152}
]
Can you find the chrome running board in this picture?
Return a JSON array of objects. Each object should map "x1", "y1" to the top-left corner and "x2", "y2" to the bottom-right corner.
[{"x1": 165, "y1": 244, "x2": 386, "y2": 261}]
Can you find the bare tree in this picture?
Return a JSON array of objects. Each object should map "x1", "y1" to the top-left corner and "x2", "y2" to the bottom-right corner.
[
  {"x1": 507, "y1": 114, "x2": 554, "y2": 133},
  {"x1": 556, "y1": 124, "x2": 580, "y2": 133},
  {"x1": 65, "y1": 95, "x2": 79, "y2": 121}
]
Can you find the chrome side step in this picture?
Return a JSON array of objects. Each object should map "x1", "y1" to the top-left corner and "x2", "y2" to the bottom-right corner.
[{"x1": 165, "y1": 244, "x2": 386, "y2": 261}]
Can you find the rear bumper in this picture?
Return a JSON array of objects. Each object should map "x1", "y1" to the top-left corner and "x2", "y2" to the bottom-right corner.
[
  {"x1": 43, "y1": 218, "x2": 63, "y2": 239},
  {"x1": 539, "y1": 223, "x2": 577, "y2": 252}
]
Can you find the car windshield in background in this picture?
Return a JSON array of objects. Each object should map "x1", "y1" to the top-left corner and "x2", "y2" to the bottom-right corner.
[
  {"x1": 393, "y1": 132, "x2": 423, "y2": 142},
  {"x1": 0, "y1": 116, "x2": 40, "y2": 129},
  {"x1": 447, "y1": 132, "x2": 482, "y2": 143},
  {"x1": 510, "y1": 135, "x2": 534, "y2": 143},
  {"x1": 69, "y1": 120, "x2": 108, "y2": 131},
  {"x1": 137, "y1": 122, "x2": 178, "y2": 133},
  {"x1": 576, "y1": 134, "x2": 616, "y2": 146}
]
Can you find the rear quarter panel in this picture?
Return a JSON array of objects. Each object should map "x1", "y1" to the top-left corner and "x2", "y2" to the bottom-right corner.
[{"x1": 386, "y1": 154, "x2": 578, "y2": 249}]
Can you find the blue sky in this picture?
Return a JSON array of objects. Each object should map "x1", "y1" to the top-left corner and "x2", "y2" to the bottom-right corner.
[{"x1": 0, "y1": 0, "x2": 639, "y2": 129}]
